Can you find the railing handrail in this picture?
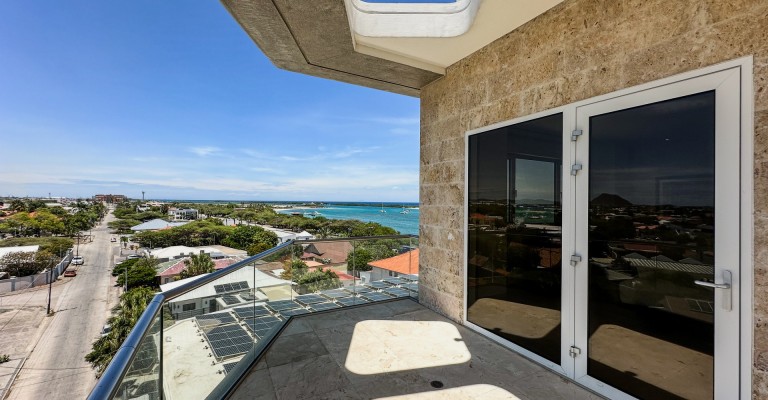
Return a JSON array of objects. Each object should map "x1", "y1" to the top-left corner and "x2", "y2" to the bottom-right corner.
[
  {"x1": 90, "y1": 296, "x2": 165, "y2": 400},
  {"x1": 87, "y1": 234, "x2": 418, "y2": 400}
]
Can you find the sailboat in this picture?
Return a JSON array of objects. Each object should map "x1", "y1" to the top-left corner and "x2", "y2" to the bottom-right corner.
[
  {"x1": 379, "y1": 203, "x2": 387, "y2": 213},
  {"x1": 400, "y1": 205, "x2": 410, "y2": 214}
]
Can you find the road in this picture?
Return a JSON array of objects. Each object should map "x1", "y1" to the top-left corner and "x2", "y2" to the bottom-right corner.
[{"x1": 7, "y1": 211, "x2": 121, "y2": 400}]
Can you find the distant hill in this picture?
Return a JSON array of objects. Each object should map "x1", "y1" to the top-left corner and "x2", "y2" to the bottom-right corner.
[
  {"x1": 590, "y1": 193, "x2": 632, "y2": 207},
  {"x1": 516, "y1": 198, "x2": 555, "y2": 205}
]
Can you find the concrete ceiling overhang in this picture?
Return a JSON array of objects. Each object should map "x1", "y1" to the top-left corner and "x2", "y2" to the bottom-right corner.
[
  {"x1": 221, "y1": 0, "x2": 564, "y2": 97},
  {"x1": 220, "y1": 0, "x2": 442, "y2": 97}
]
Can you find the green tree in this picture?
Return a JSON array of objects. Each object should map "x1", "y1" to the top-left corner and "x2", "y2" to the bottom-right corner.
[
  {"x1": 280, "y1": 259, "x2": 308, "y2": 281},
  {"x1": 116, "y1": 258, "x2": 158, "y2": 288},
  {"x1": 108, "y1": 218, "x2": 141, "y2": 234},
  {"x1": 9, "y1": 199, "x2": 26, "y2": 212},
  {"x1": 112, "y1": 258, "x2": 140, "y2": 277},
  {"x1": 180, "y1": 253, "x2": 215, "y2": 279},
  {"x1": 346, "y1": 247, "x2": 374, "y2": 272},
  {"x1": 222, "y1": 225, "x2": 277, "y2": 250},
  {"x1": 0, "y1": 237, "x2": 73, "y2": 255},
  {"x1": 85, "y1": 287, "x2": 156, "y2": 376},
  {"x1": 0, "y1": 250, "x2": 55, "y2": 276},
  {"x1": 295, "y1": 268, "x2": 341, "y2": 293},
  {"x1": 6, "y1": 212, "x2": 35, "y2": 236},
  {"x1": 33, "y1": 209, "x2": 65, "y2": 236}
]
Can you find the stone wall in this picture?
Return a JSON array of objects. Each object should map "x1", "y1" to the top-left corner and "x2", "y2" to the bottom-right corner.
[{"x1": 418, "y1": 0, "x2": 768, "y2": 396}]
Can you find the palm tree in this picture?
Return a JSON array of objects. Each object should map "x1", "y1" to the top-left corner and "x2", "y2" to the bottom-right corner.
[
  {"x1": 85, "y1": 287, "x2": 156, "y2": 376},
  {"x1": 180, "y1": 253, "x2": 215, "y2": 279}
]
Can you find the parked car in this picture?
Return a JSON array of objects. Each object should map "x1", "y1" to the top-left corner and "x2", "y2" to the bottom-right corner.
[
  {"x1": 126, "y1": 254, "x2": 142, "y2": 259},
  {"x1": 110, "y1": 237, "x2": 117, "y2": 243},
  {"x1": 100, "y1": 324, "x2": 112, "y2": 338},
  {"x1": 72, "y1": 256, "x2": 84, "y2": 265},
  {"x1": 63, "y1": 269, "x2": 76, "y2": 277}
]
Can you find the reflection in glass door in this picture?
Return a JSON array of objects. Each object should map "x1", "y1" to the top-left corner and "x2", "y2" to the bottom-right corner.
[
  {"x1": 587, "y1": 92, "x2": 716, "y2": 399},
  {"x1": 574, "y1": 67, "x2": 742, "y2": 400},
  {"x1": 466, "y1": 113, "x2": 563, "y2": 365}
]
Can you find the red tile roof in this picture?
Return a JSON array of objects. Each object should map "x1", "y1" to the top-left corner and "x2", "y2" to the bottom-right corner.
[
  {"x1": 368, "y1": 249, "x2": 419, "y2": 275},
  {"x1": 158, "y1": 258, "x2": 237, "y2": 277}
]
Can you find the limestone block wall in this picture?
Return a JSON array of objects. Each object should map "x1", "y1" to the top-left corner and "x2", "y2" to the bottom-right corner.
[{"x1": 418, "y1": 0, "x2": 768, "y2": 396}]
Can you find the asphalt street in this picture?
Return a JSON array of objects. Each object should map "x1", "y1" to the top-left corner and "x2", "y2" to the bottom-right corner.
[{"x1": 7, "y1": 211, "x2": 120, "y2": 400}]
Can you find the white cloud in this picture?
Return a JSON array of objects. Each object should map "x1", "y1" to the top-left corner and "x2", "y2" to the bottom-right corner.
[{"x1": 188, "y1": 146, "x2": 221, "y2": 157}]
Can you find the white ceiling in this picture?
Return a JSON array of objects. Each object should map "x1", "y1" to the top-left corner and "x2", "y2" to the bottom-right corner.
[{"x1": 351, "y1": 0, "x2": 565, "y2": 74}]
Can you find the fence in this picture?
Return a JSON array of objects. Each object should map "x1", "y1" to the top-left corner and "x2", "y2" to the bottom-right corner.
[{"x1": 0, "y1": 250, "x2": 73, "y2": 294}]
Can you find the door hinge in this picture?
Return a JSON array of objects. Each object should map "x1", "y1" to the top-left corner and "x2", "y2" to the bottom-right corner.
[
  {"x1": 569, "y1": 254, "x2": 582, "y2": 266},
  {"x1": 571, "y1": 129, "x2": 583, "y2": 141},
  {"x1": 570, "y1": 164, "x2": 582, "y2": 176},
  {"x1": 569, "y1": 346, "x2": 581, "y2": 358}
]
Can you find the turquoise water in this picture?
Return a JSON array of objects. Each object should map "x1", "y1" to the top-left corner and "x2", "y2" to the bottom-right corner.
[{"x1": 277, "y1": 204, "x2": 420, "y2": 235}]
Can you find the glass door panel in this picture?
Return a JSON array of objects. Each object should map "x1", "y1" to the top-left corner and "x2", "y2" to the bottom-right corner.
[
  {"x1": 467, "y1": 113, "x2": 563, "y2": 365},
  {"x1": 587, "y1": 92, "x2": 715, "y2": 399},
  {"x1": 574, "y1": 68, "x2": 741, "y2": 400}
]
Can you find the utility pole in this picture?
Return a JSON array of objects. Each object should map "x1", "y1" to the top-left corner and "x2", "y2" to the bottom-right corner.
[
  {"x1": 142, "y1": 191, "x2": 145, "y2": 202},
  {"x1": 47, "y1": 256, "x2": 56, "y2": 314}
]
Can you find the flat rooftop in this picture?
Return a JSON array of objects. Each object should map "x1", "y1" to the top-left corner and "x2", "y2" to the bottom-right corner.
[{"x1": 229, "y1": 299, "x2": 599, "y2": 399}]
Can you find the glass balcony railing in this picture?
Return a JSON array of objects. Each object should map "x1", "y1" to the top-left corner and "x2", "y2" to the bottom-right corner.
[{"x1": 89, "y1": 235, "x2": 419, "y2": 400}]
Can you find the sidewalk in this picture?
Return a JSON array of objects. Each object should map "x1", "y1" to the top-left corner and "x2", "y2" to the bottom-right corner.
[{"x1": 0, "y1": 280, "x2": 67, "y2": 399}]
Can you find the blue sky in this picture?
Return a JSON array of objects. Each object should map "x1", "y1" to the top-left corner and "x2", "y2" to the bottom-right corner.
[{"x1": 0, "y1": 1, "x2": 420, "y2": 202}]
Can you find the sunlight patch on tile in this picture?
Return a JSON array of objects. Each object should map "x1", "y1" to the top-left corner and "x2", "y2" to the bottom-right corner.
[
  {"x1": 345, "y1": 320, "x2": 471, "y2": 375},
  {"x1": 374, "y1": 384, "x2": 521, "y2": 399}
]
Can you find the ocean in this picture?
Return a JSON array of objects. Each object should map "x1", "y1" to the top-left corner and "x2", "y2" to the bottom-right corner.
[{"x1": 276, "y1": 203, "x2": 419, "y2": 235}]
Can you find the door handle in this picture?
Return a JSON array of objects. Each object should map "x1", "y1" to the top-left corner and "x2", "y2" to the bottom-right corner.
[
  {"x1": 694, "y1": 270, "x2": 732, "y2": 311},
  {"x1": 693, "y1": 281, "x2": 730, "y2": 289}
]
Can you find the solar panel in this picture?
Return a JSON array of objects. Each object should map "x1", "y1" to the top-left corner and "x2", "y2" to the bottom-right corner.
[
  {"x1": 222, "y1": 362, "x2": 239, "y2": 375},
  {"x1": 402, "y1": 283, "x2": 419, "y2": 292},
  {"x1": 361, "y1": 292, "x2": 394, "y2": 302},
  {"x1": 280, "y1": 308, "x2": 310, "y2": 317},
  {"x1": 214, "y1": 281, "x2": 250, "y2": 294},
  {"x1": 204, "y1": 324, "x2": 253, "y2": 359},
  {"x1": 266, "y1": 300, "x2": 301, "y2": 311},
  {"x1": 383, "y1": 277, "x2": 407, "y2": 285},
  {"x1": 344, "y1": 286, "x2": 373, "y2": 294},
  {"x1": 365, "y1": 281, "x2": 391, "y2": 290},
  {"x1": 309, "y1": 302, "x2": 341, "y2": 312},
  {"x1": 130, "y1": 339, "x2": 158, "y2": 374},
  {"x1": 399, "y1": 274, "x2": 418, "y2": 282},
  {"x1": 240, "y1": 293, "x2": 257, "y2": 301},
  {"x1": 320, "y1": 289, "x2": 349, "y2": 299},
  {"x1": 243, "y1": 315, "x2": 283, "y2": 339},
  {"x1": 382, "y1": 288, "x2": 411, "y2": 298},
  {"x1": 221, "y1": 294, "x2": 242, "y2": 305},
  {"x1": 294, "y1": 294, "x2": 327, "y2": 305},
  {"x1": 335, "y1": 296, "x2": 370, "y2": 307},
  {"x1": 195, "y1": 313, "x2": 237, "y2": 327},
  {"x1": 233, "y1": 305, "x2": 271, "y2": 319}
]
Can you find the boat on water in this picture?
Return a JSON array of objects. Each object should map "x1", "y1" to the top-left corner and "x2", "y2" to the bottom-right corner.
[
  {"x1": 400, "y1": 206, "x2": 410, "y2": 214},
  {"x1": 379, "y1": 203, "x2": 387, "y2": 213}
]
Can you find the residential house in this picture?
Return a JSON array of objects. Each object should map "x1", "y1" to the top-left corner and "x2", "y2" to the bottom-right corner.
[
  {"x1": 168, "y1": 208, "x2": 198, "y2": 221},
  {"x1": 130, "y1": 218, "x2": 188, "y2": 232},
  {"x1": 362, "y1": 248, "x2": 419, "y2": 283}
]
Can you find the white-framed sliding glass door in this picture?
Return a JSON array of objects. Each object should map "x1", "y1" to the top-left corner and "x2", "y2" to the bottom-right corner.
[{"x1": 572, "y1": 68, "x2": 742, "y2": 399}]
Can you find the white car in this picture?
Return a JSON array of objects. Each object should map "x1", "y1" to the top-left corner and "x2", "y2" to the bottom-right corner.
[{"x1": 72, "y1": 256, "x2": 84, "y2": 265}]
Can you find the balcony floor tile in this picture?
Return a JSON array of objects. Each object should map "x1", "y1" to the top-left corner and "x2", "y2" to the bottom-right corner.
[{"x1": 231, "y1": 299, "x2": 602, "y2": 400}]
